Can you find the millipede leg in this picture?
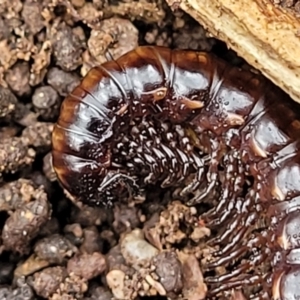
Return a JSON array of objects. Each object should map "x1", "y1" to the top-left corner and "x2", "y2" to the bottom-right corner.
[
  {"x1": 208, "y1": 213, "x2": 242, "y2": 246},
  {"x1": 203, "y1": 150, "x2": 245, "y2": 226},
  {"x1": 210, "y1": 210, "x2": 257, "y2": 258},
  {"x1": 207, "y1": 233, "x2": 270, "y2": 298},
  {"x1": 211, "y1": 231, "x2": 267, "y2": 266},
  {"x1": 207, "y1": 248, "x2": 268, "y2": 283},
  {"x1": 215, "y1": 230, "x2": 267, "y2": 256},
  {"x1": 205, "y1": 245, "x2": 249, "y2": 270},
  {"x1": 207, "y1": 274, "x2": 261, "y2": 296},
  {"x1": 207, "y1": 263, "x2": 251, "y2": 284},
  {"x1": 179, "y1": 154, "x2": 207, "y2": 197},
  {"x1": 98, "y1": 171, "x2": 141, "y2": 195},
  {"x1": 188, "y1": 138, "x2": 226, "y2": 204},
  {"x1": 249, "y1": 273, "x2": 271, "y2": 300},
  {"x1": 213, "y1": 225, "x2": 249, "y2": 256},
  {"x1": 250, "y1": 291, "x2": 270, "y2": 300},
  {"x1": 187, "y1": 176, "x2": 217, "y2": 205},
  {"x1": 205, "y1": 195, "x2": 239, "y2": 227},
  {"x1": 203, "y1": 188, "x2": 232, "y2": 222}
]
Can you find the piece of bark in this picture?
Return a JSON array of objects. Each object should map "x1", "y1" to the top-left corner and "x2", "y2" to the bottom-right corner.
[{"x1": 166, "y1": 0, "x2": 300, "y2": 104}]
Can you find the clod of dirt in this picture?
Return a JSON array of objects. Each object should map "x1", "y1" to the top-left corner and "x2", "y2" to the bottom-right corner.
[
  {"x1": 106, "y1": 245, "x2": 133, "y2": 274},
  {"x1": 64, "y1": 223, "x2": 83, "y2": 242},
  {"x1": 0, "y1": 85, "x2": 35, "y2": 125},
  {"x1": 0, "y1": 179, "x2": 41, "y2": 212},
  {"x1": 87, "y1": 17, "x2": 139, "y2": 66},
  {"x1": 190, "y1": 225, "x2": 211, "y2": 242},
  {"x1": 0, "y1": 17, "x2": 11, "y2": 40},
  {"x1": 43, "y1": 152, "x2": 57, "y2": 182},
  {"x1": 143, "y1": 201, "x2": 200, "y2": 250},
  {"x1": 2, "y1": 186, "x2": 51, "y2": 254},
  {"x1": 113, "y1": 204, "x2": 142, "y2": 234},
  {"x1": 152, "y1": 251, "x2": 183, "y2": 296},
  {"x1": 67, "y1": 252, "x2": 106, "y2": 280},
  {"x1": 51, "y1": 273, "x2": 88, "y2": 299},
  {"x1": 178, "y1": 251, "x2": 207, "y2": 300},
  {"x1": 102, "y1": 0, "x2": 166, "y2": 24},
  {"x1": 34, "y1": 234, "x2": 77, "y2": 264},
  {"x1": 47, "y1": 67, "x2": 81, "y2": 97},
  {"x1": 0, "y1": 86, "x2": 18, "y2": 119},
  {"x1": 83, "y1": 285, "x2": 113, "y2": 300},
  {"x1": 5, "y1": 61, "x2": 32, "y2": 97},
  {"x1": 272, "y1": 0, "x2": 300, "y2": 12},
  {"x1": 0, "y1": 277, "x2": 35, "y2": 300},
  {"x1": 14, "y1": 254, "x2": 50, "y2": 278},
  {"x1": 79, "y1": 226, "x2": 103, "y2": 254},
  {"x1": 172, "y1": 19, "x2": 214, "y2": 50},
  {"x1": 69, "y1": 205, "x2": 108, "y2": 229},
  {"x1": 76, "y1": 2, "x2": 103, "y2": 25},
  {"x1": 31, "y1": 266, "x2": 68, "y2": 299},
  {"x1": 120, "y1": 229, "x2": 159, "y2": 271},
  {"x1": 21, "y1": 0, "x2": 45, "y2": 35},
  {"x1": 106, "y1": 269, "x2": 126, "y2": 300},
  {"x1": 21, "y1": 122, "x2": 53, "y2": 150},
  {"x1": 51, "y1": 23, "x2": 84, "y2": 72},
  {"x1": 30, "y1": 41, "x2": 52, "y2": 87},
  {"x1": 32, "y1": 86, "x2": 61, "y2": 121}
]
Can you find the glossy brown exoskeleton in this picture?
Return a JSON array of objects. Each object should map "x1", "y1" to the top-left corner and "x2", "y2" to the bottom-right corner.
[{"x1": 52, "y1": 46, "x2": 300, "y2": 299}]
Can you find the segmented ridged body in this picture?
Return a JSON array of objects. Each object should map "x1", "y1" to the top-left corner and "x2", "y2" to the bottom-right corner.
[{"x1": 52, "y1": 46, "x2": 300, "y2": 299}]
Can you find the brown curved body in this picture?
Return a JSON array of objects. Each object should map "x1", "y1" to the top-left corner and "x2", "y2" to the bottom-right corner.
[{"x1": 52, "y1": 46, "x2": 300, "y2": 298}]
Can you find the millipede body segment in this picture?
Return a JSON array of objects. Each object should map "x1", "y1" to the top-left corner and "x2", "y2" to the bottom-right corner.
[{"x1": 52, "y1": 46, "x2": 300, "y2": 299}]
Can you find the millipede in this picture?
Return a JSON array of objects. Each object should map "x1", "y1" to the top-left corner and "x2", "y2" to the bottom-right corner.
[{"x1": 52, "y1": 46, "x2": 300, "y2": 299}]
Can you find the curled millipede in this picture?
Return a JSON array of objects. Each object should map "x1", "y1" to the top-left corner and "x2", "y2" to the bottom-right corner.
[{"x1": 52, "y1": 46, "x2": 300, "y2": 299}]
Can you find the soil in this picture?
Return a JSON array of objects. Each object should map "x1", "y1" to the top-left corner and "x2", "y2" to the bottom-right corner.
[{"x1": 0, "y1": 0, "x2": 298, "y2": 299}]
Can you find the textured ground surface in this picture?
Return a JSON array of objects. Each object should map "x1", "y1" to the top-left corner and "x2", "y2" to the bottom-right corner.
[{"x1": 0, "y1": 0, "x2": 299, "y2": 299}]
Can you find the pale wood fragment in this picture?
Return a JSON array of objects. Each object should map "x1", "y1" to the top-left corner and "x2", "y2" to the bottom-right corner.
[{"x1": 166, "y1": 0, "x2": 300, "y2": 103}]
